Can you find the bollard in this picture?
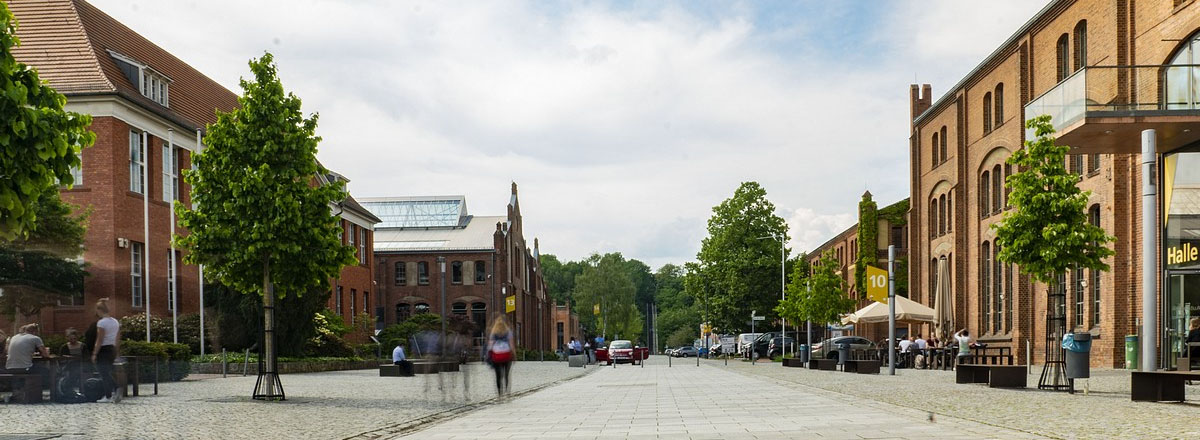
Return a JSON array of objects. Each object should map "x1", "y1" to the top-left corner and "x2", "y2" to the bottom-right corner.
[
  {"x1": 725, "y1": 353, "x2": 728, "y2": 366},
  {"x1": 243, "y1": 349, "x2": 250, "y2": 376},
  {"x1": 696, "y1": 352, "x2": 700, "y2": 367},
  {"x1": 222, "y1": 349, "x2": 227, "y2": 378},
  {"x1": 669, "y1": 354, "x2": 672, "y2": 367}
]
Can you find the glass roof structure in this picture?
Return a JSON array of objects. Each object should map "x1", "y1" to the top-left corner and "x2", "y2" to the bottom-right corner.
[{"x1": 360, "y1": 196, "x2": 467, "y2": 229}]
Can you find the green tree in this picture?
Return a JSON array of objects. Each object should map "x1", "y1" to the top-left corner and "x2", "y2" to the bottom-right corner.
[
  {"x1": 776, "y1": 251, "x2": 853, "y2": 327},
  {"x1": 651, "y1": 264, "x2": 695, "y2": 347},
  {"x1": 0, "y1": 189, "x2": 87, "y2": 329},
  {"x1": 624, "y1": 258, "x2": 655, "y2": 340},
  {"x1": 574, "y1": 253, "x2": 642, "y2": 341},
  {"x1": 539, "y1": 253, "x2": 583, "y2": 305},
  {"x1": 176, "y1": 53, "x2": 355, "y2": 399},
  {"x1": 993, "y1": 115, "x2": 1115, "y2": 283},
  {"x1": 0, "y1": 3, "x2": 95, "y2": 240},
  {"x1": 693, "y1": 182, "x2": 788, "y2": 332}
]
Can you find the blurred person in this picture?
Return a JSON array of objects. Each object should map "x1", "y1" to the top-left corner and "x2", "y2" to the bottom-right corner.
[
  {"x1": 954, "y1": 329, "x2": 972, "y2": 363},
  {"x1": 486, "y1": 315, "x2": 514, "y2": 399},
  {"x1": 60, "y1": 328, "x2": 84, "y2": 357},
  {"x1": 5, "y1": 323, "x2": 53, "y2": 402},
  {"x1": 91, "y1": 298, "x2": 121, "y2": 403},
  {"x1": 1187, "y1": 317, "x2": 1200, "y2": 364},
  {"x1": 584, "y1": 341, "x2": 593, "y2": 363}
]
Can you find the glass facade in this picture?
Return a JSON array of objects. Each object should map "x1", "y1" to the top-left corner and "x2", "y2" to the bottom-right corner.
[{"x1": 1163, "y1": 150, "x2": 1200, "y2": 369}]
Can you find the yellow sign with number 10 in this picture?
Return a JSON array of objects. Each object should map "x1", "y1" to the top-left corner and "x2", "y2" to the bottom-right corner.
[{"x1": 866, "y1": 265, "x2": 888, "y2": 304}]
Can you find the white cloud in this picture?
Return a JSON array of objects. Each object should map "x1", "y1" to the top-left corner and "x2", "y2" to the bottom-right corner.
[{"x1": 89, "y1": 0, "x2": 1046, "y2": 269}]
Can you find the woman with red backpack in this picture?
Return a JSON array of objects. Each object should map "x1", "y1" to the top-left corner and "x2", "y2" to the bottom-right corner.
[{"x1": 486, "y1": 316, "x2": 514, "y2": 399}]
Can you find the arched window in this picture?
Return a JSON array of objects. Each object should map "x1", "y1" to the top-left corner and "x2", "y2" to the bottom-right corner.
[
  {"x1": 929, "y1": 198, "x2": 938, "y2": 239},
  {"x1": 394, "y1": 261, "x2": 406, "y2": 286},
  {"x1": 929, "y1": 258, "x2": 937, "y2": 304},
  {"x1": 980, "y1": 170, "x2": 991, "y2": 219},
  {"x1": 994, "y1": 84, "x2": 1004, "y2": 127},
  {"x1": 1167, "y1": 30, "x2": 1200, "y2": 109},
  {"x1": 452, "y1": 302, "x2": 467, "y2": 316},
  {"x1": 1056, "y1": 33, "x2": 1070, "y2": 82},
  {"x1": 474, "y1": 260, "x2": 487, "y2": 283},
  {"x1": 981, "y1": 241, "x2": 992, "y2": 332},
  {"x1": 992, "y1": 164, "x2": 1002, "y2": 214},
  {"x1": 1073, "y1": 21, "x2": 1087, "y2": 71},
  {"x1": 983, "y1": 92, "x2": 993, "y2": 134},
  {"x1": 939, "y1": 194, "x2": 947, "y2": 235},
  {"x1": 415, "y1": 303, "x2": 430, "y2": 314},
  {"x1": 940, "y1": 126, "x2": 948, "y2": 161},
  {"x1": 947, "y1": 195, "x2": 953, "y2": 232},
  {"x1": 932, "y1": 132, "x2": 940, "y2": 166},
  {"x1": 993, "y1": 243, "x2": 1002, "y2": 333},
  {"x1": 1090, "y1": 205, "x2": 1102, "y2": 325},
  {"x1": 1004, "y1": 164, "x2": 1013, "y2": 209},
  {"x1": 396, "y1": 303, "x2": 411, "y2": 322}
]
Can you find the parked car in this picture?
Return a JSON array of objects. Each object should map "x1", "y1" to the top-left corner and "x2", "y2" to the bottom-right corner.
[
  {"x1": 736, "y1": 333, "x2": 762, "y2": 356},
  {"x1": 673, "y1": 346, "x2": 699, "y2": 357},
  {"x1": 605, "y1": 340, "x2": 649, "y2": 365},
  {"x1": 663, "y1": 347, "x2": 676, "y2": 356},
  {"x1": 767, "y1": 337, "x2": 797, "y2": 358},
  {"x1": 811, "y1": 336, "x2": 877, "y2": 359},
  {"x1": 747, "y1": 331, "x2": 798, "y2": 359}
]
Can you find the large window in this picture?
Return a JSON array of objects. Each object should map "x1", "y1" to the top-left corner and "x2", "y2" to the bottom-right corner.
[
  {"x1": 351, "y1": 288, "x2": 357, "y2": 317},
  {"x1": 358, "y1": 228, "x2": 367, "y2": 266},
  {"x1": 938, "y1": 194, "x2": 947, "y2": 235},
  {"x1": 129, "y1": 131, "x2": 145, "y2": 194},
  {"x1": 992, "y1": 165, "x2": 1002, "y2": 214},
  {"x1": 394, "y1": 262, "x2": 407, "y2": 286},
  {"x1": 931, "y1": 132, "x2": 939, "y2": 166},
  {"x1": 980, "y1": 170, "x2": 991, "y2": 219},
  {"x1": 1070, "y1": 154, "x2": 1083, "y2": 175},
  {"x1": 982, "y1": 93, "x2": 993, "y2": 134},
  {"x1": 166, "y1": 250, "x2": 177, "y2": 311},
  {"x1": 418, "y1": 262, "x2": 430, "y2": 285},
  {"x1": 475, "y1": 260, "x2": 487, "y2": 283},
  {"x1": 994, "y1": 83, "x2": 1004, "y2": 127},
  {"x1": 1073, "y1": 267, "x2": 1085, "y2": 328},
  {"x1": 1073, "y1": 21, "x2": 1087, "y2": 72},
  {"x1": 1167, "y1": 31, "x2": 1200, "y2": 109},
  {"x1": 348, "y1": 225, "x2": 356, "y2": 261},
  {"x1": 1090, "y1": 205, "x2": 1102, "y2": 326},
  {"x1": 415, "y1": 303, "x2": 430, "y2": 314},
  {"x1": 396, "y1": 303, "x2": 411, "y2": 322},
  {"x1": 993, "y1": 244, "x2": 1002, "y2": 334},
  {"x1": 940, "y1": 126, "x2": 948, "y2": 161},
  {"x1": 452, "y1": 302, "x2": 467, "y2": 316},
  {"x1": 451, "y1": 261, "x2": 463, "y2": 284},
  {"x1": 336, "y1": 286, "x2": 343, "y2": 315},
  {"x1": 162, "y1": 144, "x2": 179, "y2": 202},
  {"x1": 1088, "y1": 154, "x2": 1100, "y2": 174},
  {"x1": 929, "y1": 199, "x2": 938, "y2": 239},
  {"x1": 471, "y1": 302, "x2": 487, "y2": 338},
  {"x1": 1056, "y1": 33, "x2": 1070, "y2": 82},
  {"x1": 981, "y1": 241, "x2": 992, "y2": 332},
  {"x1": 131, "y1": 242, "x2": 144, "y2": 308}
]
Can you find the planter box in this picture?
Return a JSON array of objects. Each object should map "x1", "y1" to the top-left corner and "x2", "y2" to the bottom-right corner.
[
  {"x1": 782, "y1": 358, "x2": 806, "y2": 367},
  {"x1": 191, "y1": 359, "x2": 379, "y2": 375}
]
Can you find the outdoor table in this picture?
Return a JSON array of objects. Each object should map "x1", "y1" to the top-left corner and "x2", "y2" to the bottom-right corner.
[
  {"x1": 32, "y1": 355, "x2": 69, "y2": 401},
  {"x1": 123, "y1": 355, "x2": 160, "y2": 396}
]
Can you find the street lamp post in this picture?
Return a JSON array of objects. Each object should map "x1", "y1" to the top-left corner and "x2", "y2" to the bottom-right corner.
[
  {"x1": 438, "y1": 256, "x2": 447, "y2": 338},
  {"x1": 757, "y1": 233, "x2": 787, "y2": 357}
]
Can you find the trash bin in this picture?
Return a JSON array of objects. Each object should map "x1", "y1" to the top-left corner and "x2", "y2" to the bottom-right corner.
[
  {"x1": 837, "y1": 343, "x2": 850, "y2": 366},
  {"x1": 1063, "y1": 332, "x2": 1092, "y2": 379},
  {"x1": 798, "y1": 344, "x2": 810, "y2": 363},
  {"x1": 1125, "y1": 335, "x2": 1138, "y2": 370}
]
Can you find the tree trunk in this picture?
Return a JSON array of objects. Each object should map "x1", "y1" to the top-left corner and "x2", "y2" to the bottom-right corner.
[{"x1": 261, "y1": 257, "x2": 277, "y2": 397}]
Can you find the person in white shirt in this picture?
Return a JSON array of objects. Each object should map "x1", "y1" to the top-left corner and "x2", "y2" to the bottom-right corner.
[
  {"x1": 954, "y1": 329, "x2": 972, "y2": 362},
  {"x1": 392, "y1": 344, "x2": 407, "y2": 364},
  {"x1": 92, "y1": 298, "x2": 122, "y2": 403},
  {"x1": 898, "y1": 337, "x2": 913, "y2": 353},
  {"x1": 915, "y1": 335, "x2": 928, "y2": 351}
]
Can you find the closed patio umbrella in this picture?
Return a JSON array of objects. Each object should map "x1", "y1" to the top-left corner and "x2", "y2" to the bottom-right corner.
[{"x1": 933, "y1": 257, "x2": 953, "y2": 340}]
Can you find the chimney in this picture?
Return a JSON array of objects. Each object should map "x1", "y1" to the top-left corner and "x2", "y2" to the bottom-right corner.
[{"x1": 910, "y1": 84, "x2": 932, "y2": 122}]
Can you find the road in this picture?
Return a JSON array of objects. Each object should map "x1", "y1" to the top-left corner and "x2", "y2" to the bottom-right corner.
[{"x1": 396, "y1": 357, "x2": 1044, "y2": 439}]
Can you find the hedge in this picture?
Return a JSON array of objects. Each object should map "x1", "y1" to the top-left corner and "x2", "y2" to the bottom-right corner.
[{"x1": 121, "y1": 340, "x2": 191, "y2": 382}]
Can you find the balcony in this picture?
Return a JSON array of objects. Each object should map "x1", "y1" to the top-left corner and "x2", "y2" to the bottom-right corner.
[{"x1": 1024, "y1": 65, "x2": 1200, "y2": 154}]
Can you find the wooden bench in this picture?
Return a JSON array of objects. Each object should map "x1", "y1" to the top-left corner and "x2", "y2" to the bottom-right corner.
[
  {"x1": 0, "y1": 373, "x2": 43, "y2": 403},
  {"x1": 843, "y1": 359, "x2": 880, "y2": 374},
  {"x1": 782, "y1": 358, "x2": 806, "y2": 368},
  {"x1": 808, "y1": 359, "x2": 837, "y2": 371},
  {"x1": 411, "y1": 361, "x2": 440, "y2": 375},
  {"x1": 1131, "y1": 371, "x2": 1200, "y2": 402},
  {"x1": 955, "y1": 364, "x2": 1026, "y2": 388}
]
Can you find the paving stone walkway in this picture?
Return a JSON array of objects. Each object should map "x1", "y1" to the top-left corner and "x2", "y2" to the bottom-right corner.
[{"x1": 397, "y1": 357, "x2": 1044, "y2": 439}]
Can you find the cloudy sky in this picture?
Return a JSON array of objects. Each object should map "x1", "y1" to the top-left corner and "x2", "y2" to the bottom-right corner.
[{"x1": 92, "y1": 0, "x2": 1048, "y2": 269}]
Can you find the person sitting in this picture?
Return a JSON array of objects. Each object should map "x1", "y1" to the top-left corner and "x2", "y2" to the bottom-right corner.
[
  {"x1": 954, "y1": 329, "x2": 972, "y2": 364},
  {"x1": 392, "y1": 342, "x2": 413, "y2": 376},
  {"x1": 568, "y1": 337, "x2": 580, "y2": 356},
  {"x1": 60, "y1": 328, "x2": 84, "y2": 357},
  {"x1": 1187, "y1": 317, "x2": 1199, "y2": 369},
  {"x1": 4, "y1": 324, "x2": 53, "y2": 402}
]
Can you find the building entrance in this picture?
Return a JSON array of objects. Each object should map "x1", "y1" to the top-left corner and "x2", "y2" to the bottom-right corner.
[{"x1": 1165, "y1": 271, "x2": 1200, "y2": 369}]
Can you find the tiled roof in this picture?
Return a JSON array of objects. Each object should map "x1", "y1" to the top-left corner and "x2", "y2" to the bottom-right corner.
[{"x1": 10, "y1": 0, "x2": 238, "y2": 131}]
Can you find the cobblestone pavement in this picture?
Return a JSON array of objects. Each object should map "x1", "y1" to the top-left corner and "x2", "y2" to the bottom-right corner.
[
  {"x1": 0, "y1": 361, "x2": 588, "y2": 439},
  {"x1": 396, "y1": 357, "x2": 1044, "y2": 439},
  {"x1": 724, "y1": 358, "x2": 1200, "y2": 439}
]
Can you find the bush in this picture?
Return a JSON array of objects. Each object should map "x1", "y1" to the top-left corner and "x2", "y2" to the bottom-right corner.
[
  {"x1": 118, "y1": 313, "x2": 206, "y2": 355},
  {"x1": 42, "y1": 334, "x2": 67, "y2": 354},
  {"x1": 120, "y1": 340, "x2": 191, "y2": 381},
  {"x1": 377, "y1": 313, "x2": 441, "y2": 352},
  {"x1": 354, "y1": 343, "x2": 381, "y2": 359}
]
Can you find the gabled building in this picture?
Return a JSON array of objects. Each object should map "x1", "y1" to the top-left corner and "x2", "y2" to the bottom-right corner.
[{"x1": 365, "y1": 183, "x2": 553, "y2": 351}]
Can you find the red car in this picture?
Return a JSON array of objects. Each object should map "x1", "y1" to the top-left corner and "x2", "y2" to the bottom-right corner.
[{"x1": 602, "y1": 340, "x2": 648, "y2": 365}]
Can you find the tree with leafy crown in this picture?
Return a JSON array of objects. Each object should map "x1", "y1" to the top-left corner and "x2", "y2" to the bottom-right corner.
[
  {"x1": 775, "y1": 251, "x2": 853, "y2": 331},
  {"x1": 0, "y1": 3, "x2": 95, "y2": 240},
  {"x1": 0, "y1": 188, "x2": 88, "y2": 330},
  {"x1": 175, "y1": 53, "x2": 355, "y2": 400},
  {"x1": 993, "y1": 115, "x2": 1114, "y2": 284}
]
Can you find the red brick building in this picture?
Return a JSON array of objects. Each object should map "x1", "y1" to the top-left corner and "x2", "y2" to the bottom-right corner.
[
  {"x1": 6, "y1": 0, "x2": 376, "y2": 345},
  {"x1": 323, "y1": 172, "x2": 381, "y2": 332},
  {"x1": 555, "y1": 301, "x2": 583, "y2": 352},
  {"x1": 908, "y1": 0, "x2": 1200, "y2": 368},
  {"x1": 365, "y1": 183, "x2": 553, "y2": 351}
]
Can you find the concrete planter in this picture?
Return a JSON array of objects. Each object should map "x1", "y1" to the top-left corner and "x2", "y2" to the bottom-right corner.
[{"x1": 191, "y1": 359, "x2": 380, "y2": 375}]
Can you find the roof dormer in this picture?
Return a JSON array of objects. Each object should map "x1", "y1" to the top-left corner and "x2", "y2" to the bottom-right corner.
[{"x1": 109, "y1": 50, "x2": 171, "y2": 107}]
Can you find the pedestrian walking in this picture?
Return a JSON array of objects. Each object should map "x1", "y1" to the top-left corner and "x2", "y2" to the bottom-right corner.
[
  {"x1": 486, "y1": 315, "x2": 515, "y2": 399},
  {"x1": 91, "y1": 298, "x2": 122, "y2": 403}
]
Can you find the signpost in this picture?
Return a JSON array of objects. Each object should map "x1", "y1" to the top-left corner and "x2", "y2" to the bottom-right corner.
[
  {"x1": 505, "y1": 295, "x2": 516, "y2": 313},
  {"x1": 865, "y1": 265, "x2": 888, "y2": 303},
  {"x1": 887, "y1": 246, "x2": 897, "y2": 376}
]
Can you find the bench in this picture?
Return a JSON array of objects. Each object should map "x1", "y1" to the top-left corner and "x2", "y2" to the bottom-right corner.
[
  {"x1": 808, "y1": 359, "x2": 837, "y2": 371},
  {"x1": 955, "y1": 364, "x2": 1026, "y2": 388},
  {"x1": 782, "y1": 358, "x2": 806, "y2": 368},
  {"x1": 1131, "y1": 371, "x2": 1200, "y2": 402},
  {"x1": 411, "y1": 361, "x2": 440, "y2": 375},
  {"x1": 0, "y1": 373, "x2": 43, "y2": 403},
  {"x1": 843, "y1": 359, "x2": 880, "y2": 374},
  {"x1": 379, "y1": 363, "x2": 415, "y2": 377}
]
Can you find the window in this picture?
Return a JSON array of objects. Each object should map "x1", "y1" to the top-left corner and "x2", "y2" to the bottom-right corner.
[
  {"x1": 358, "y1": 227, "x2": 367, "y2": 266},
  {"x1": 475, "y1": 260, "x2": 487, "y2": 283},
  {"x1": 418, "y1": 262, "x2": 430, "y2": 285},
  {"x1": 363, "y1": 291, "x2": 369, "y2": 318},
  {"x1": 981, "y1": 241, "x2": 991, "y2": 332},
  {"x1": 1073, "y1": 267, "x2": 1085, "y2": 328},
  {"x1": 1090, "y1": 205, "x2": 1101, "y2": 326},
  {"x1": 129, "y1": 131, "x2": 145, "y2": 194},
  {"x1": 929, "y1": 199, "x2": 938, "y2": 239},
  {"x1": 1073, "y1": 21, "x2": 1087, "y2": 72},
  {"x1": 1070, "y1": 154, "x2": 1082, "y2": 175},
  {"x1": 351, "y1": 288, "x2": 357, "y2": 316},
  {"x1": 131, "y1": 242, "x2": 144, "y2": 308},
  {"x1": 140, "y1": 69, "x2": 169, "y2": 106},
  {"x1": 940, "y1": 126, "x2": 948, "y2": 162},
  {"x1": 982, "y1": 92, "x2": 993, "y2": 134},
  {"x1": 472, "y1": 302, "x2": 487, "y2": 338},
  {"x1": 348, "y1": 225, "x2": 356, "y2": 260},
  {"x1": 994, "y1": 84, "x2": 1004, "y2": 127},
  {"x1": 162, "y1": 144, "x2": 179, "y2": 202},
  {"x1": 1004, "y1": 164, "x2": 1013, "y2": 209},
  {"x1": 415, "y1": 303, "x2": 430, "y2": 314},
  {"x1": 1056, "y1": 33, "x2": 1070, "y2": 82},
  {"x1": 980, "y1": 170, "x2": 990, "y2": 219},
  {"x1": 69, "y1": 156, "x2": 82, "y2": 187},
  {"x1": 452, "y1": 302, "x2": 467, "y2": 316},
  {"x1": 1088, "y1": 154, "x2": 1100, "y2": 174},
  {"x1": 992, "y1": 165, "x2": 1002, "y2": 214},
  {"x1": 947, "y1": 197, "x2": 952, "y2": 232},
  {"x1": 993, "y1": 244, "x2": 1002, "y2": 334},
  {"x1": 394, "y1": 262, "x2": 407, "y2": 286},
  {"x1": 1006, "y1": 263, "x2": 1014, "y2": 331},
  {"x1": 166, "y1": 250, "x2": 177, "y2": 311},
  {"x1": 396, "y1": 303, "x2": 411, "y2": 322},
  {"x1": 336, "y1": 286, "x2": 343, "y2": 315},
  {"x1": 451, "y1": 261, "x2": 463, "y2": 284},
  {"x1": 938, "y1": 194, "x2": 947, "y2": 235},
  {"x1": 929, "y1": 258, "x2": 937, "y2": 304},
  {"x1": 932, "y1": 132, "x2": 939, "y2": 166},
  {"x1": 890, "y1": 226, "x2": 904, "y2": 248},
  {"x1": 60, "y1": 257, "x2": 85, "y2": 306}
]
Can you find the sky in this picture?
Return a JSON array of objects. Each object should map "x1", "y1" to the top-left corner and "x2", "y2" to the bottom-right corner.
[{"x1": 91, "y1": 0, "x2": 1049, "y2": 269}]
